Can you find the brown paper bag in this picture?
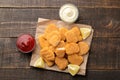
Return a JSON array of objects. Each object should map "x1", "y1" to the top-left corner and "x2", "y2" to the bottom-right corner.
[{"x1": 30, "y1": 18, "x2": 94, "y2": 75}]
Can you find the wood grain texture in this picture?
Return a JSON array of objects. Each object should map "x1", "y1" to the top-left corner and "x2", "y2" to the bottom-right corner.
[
  {"x1": 0, "y1": 37, "x2": 119, "y2": 70},
  {"x1": 0, "y1": 21, "x2": 119, "y2": 38},
  {"x1": 0, "y1": 22, "x2": 36, "y2": 37},
  {"x1": 0, "y1": 0, "x2": 120, "y2": 8},
  {"x1": 0, "y1": 0, "x2": 120, "y2": 79},
  {"x1": 88, "y1": 37, "x2": 120, "y2": 70},
  {"x1": 0, "y1": 8, "x2": 120, "y2": 22},
  {"x1": 0, "y1": 8, "x2": 120, "y2": 37},
  {"x1": 0, "y1": 38, "x2": 31, "y2": 68},
  {"x1": 0, "y1": 68, "x2": 119, "y2": 80}
]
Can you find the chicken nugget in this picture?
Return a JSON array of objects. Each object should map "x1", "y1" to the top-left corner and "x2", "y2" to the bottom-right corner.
[
  {"x1": 65, "y1": 43, "x2": 79, "y2": 55},
  {"x1": 55, "y1": 48, "x2": 65, "y2": 58},
  {"x1": 38, "y1": 35, "x2": 50, "y2": 48},
  {"x1": 47, "y1": 31, "x2": 61, "y2": 47},
  {"x1": 44, "y1": 23, "x2": 59, "y2": 39},
  {"x1": 49, "y1": 46, "x2": 55, "y2": 52},
  {"x1": 43, "y1": 58, "x2": 54, "y2": 67},
  {"x1": 72, "y1": 27, "x2": 80, "y2": 36},
  {"x1": 45, "y1": 23, "x2": 59, "y2": 33},
  {"x1": 78, "y1": 35, "x2": 83, "y2": 41},
  {"x1": 59, "y1": 27, "x2": 68, "y2": 41},
  {"x1": 56, "y1": 41, "x2": 65, "y2": 48},
  {"x1": 78, "y1": 42, "x2": 89, "y2": 55},
  {"x1": 72, "y1": 27, "x2": 82, "y2": 41},
  {"x1": 40, "y1": 47, "x2": 55, "y2": 61},
  {"x1": 55, "y1": 57, "x2": 68, "y2": 70},
  {"x1": 68, "y1": 54, "x2": 83, "y2": 66},
  {"x1": 55, "y1": 41, "x2": 65, "y2": 58},
  {"x1": 65, "y1": 29, "x2": 78, "y2": 43}
]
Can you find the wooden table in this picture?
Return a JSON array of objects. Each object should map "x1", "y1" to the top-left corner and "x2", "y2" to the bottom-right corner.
[{"x1": 0, "y1": 0, "x2": 120, "y2": 80}]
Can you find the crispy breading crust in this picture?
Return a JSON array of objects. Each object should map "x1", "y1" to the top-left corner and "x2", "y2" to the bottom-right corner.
[
  {"x1": 68, "y1": 54, "x2": 83, "y2": 66},
  {"x1": 55, "y1": 41, "x2": 66, "y2": 58},
  {"x1": 65, "y1": 43, "x2": 79, "y2": 55},
  {"x1": 47, "y1": 31, "x2": 61, "y2": 47},
  {"x1": 55, "y1": 57, "x2": 68, "y2": 70},
  {"x1": 44, "y1": 23, "x2": 59, "y2": 39},
  {"x1": 78, "y1": 42, "x2": 89, "y2": 55},
  {"x1": 40, "y1": 47, "x2": 55, "y2": 61},
  {"x1": 38, "y1": 35, "x2": 50, "y2": 48},
  {"x1": 59, "y1": 27, "x2": 68, "y2": 41}
]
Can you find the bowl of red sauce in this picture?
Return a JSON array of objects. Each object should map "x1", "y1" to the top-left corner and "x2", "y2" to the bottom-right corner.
[{"x1": 16, "y1": 34, "x2": 35, "y2": 53}]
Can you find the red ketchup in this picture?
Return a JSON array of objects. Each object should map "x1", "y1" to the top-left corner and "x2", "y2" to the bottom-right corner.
[{"x1": 16, "y1": 34, "x2": 35, "y2": 53}]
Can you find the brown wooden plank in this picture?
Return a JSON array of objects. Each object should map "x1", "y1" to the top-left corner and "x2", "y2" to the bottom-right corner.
[
  {"x1": 0, "y1": 8, "x2": 120, "y2": 22},
  {"x1": 0, "y1": 22, "x2": 36, "y2": 37},
  {"x1": 0, "y1": 68, "x2": 120, "y2": 80},
  {"x1": 88, "y1": 37, "x2": 120, "y2": 70},
  {"x1": 0, "y1": 37, "x2": 119, "y2": 70},
  {"x1": 0, "y1": 38, "x2": 31, "y2": 68},
  {"x1": 0, "y1": 0, "x2": 120, "y2": 8},
  {"x1": 0, "y1": 8, "x2": 120, "y2": 37},
  {"x1": 0, "y1": 9, "x2": 59, "y2": 22}
]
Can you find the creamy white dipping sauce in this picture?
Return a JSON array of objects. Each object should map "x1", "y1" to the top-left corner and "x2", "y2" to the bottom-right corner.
[{"x1": 59, "y1": 4, "x2": 79, "y2": 23}]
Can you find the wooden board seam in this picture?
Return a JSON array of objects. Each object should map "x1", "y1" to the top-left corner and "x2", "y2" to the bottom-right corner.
[{"x1": 0, "y1": 6, "x2": 120, "y2": 9}]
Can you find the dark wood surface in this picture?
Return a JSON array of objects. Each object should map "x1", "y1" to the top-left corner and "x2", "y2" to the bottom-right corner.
[{"x1": 0, "y1": 0, "x2": 120, "y2": 80}]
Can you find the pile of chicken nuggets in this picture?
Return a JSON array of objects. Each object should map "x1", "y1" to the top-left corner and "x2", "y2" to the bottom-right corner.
[{"x1": 38, "y1": 23, "x2": 90, "y2": 70}]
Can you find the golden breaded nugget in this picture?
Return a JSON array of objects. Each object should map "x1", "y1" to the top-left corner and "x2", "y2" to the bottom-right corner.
[
  {"x1": 55, "y1": 48, "x2": 65, "y2": 58},
  {"x1": 44, "y1": 23, "x2": 59, "y2": 39},
  {"x1": 43, "y1": 58, "x2": 54, "y2": 67},
  {"x1": 55, "y1": 57, "x2": 68, "y2": 70},
  {"x1": 65, "y1": 43, "x2": 79, "y2": 55},
  {"x1": 72, "y1": 27, "x2": 82, "y2": 41},
  {"x1": 38, "y1": 35, "x2": 50, "y2": 48},
  {"x1": 40, "y1": 47, "x2": 55, "y2": 61},
  {"x1": 59, "y1": 27, "x2": 68, "y2": 41},
  {"x1": 78, "y1": 42, "x2": 89, "y2": 55},
  {"x1": 78, "y1": 35, "x2": 83, "y2": 41},
  {"x1": 47, "y1": 31, "x2": 61, "y2": 47},
  {"x1": 45, "y1": 23, "x2": 59, "y2": 33},
  {"x1": 65, "y1": 30, "x2": 78, "y2": 42},
  {"x1": 68, "y1": 54, "x2": 83, "y2": 66},
  {"x1": 72, "y1": 27, "x2": 80, "y2": 36},
  {"x1": 55, "y1": 41, "x2": 65, "y2": 58},
  {"x1": 56, "y1": 41, "x2": 65, "y2": 48},
  {"x1": 49, "y1": 46, "x2": 55, "y2": 52}
]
